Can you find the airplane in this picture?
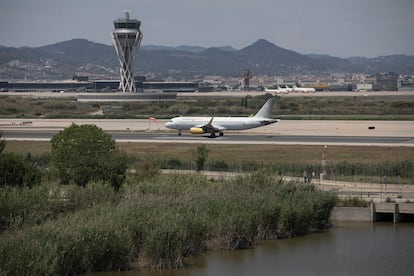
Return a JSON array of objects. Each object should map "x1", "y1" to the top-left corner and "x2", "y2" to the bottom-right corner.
[
  {"x1": 164, "y1": 98, "x2": 279, "y2": 138},
  {"x1": 293, "y1": 84, "x2": 316, "y2": 93},
  {"x1": 283, "y1": 85, "x2": 293, "y2": 93},
  {"x1": 264, "y1": 85, "x2": 289, "y2": 94}
]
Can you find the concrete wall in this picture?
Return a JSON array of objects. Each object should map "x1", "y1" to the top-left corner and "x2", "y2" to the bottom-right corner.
[
  {"x1": 332, "y1": 203, "x2": 414, "y2": 223},
  {"x1": 331, "y1": 207, "x2": 371, "y2": 222}
]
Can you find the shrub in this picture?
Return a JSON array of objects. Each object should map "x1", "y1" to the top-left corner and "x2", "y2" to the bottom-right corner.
[
  {"x1": 0, "y1": 153, "x2": 41, "y2": 188},
  {"x1": 208, "y1": 160, "x2": 229, "y2": 171},
  {"x1": 132, "y1": 160, "x2": 160, "y2": 181},
  {"x1": 51, "y1": 124, "x2": 128, "y2": 189},
  {"x1": 166, "y1": 158, "x2": 182, "y2": 169},
  {"x1": 195, "y1": 144, "x2": 208, "y2": 171}
]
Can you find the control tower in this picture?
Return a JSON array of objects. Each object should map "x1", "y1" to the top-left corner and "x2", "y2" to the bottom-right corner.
[{"x1": 112, "y1": 11, "x2": 143, "y2": 92}]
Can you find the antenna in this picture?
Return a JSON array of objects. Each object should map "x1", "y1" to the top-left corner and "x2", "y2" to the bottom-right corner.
[{"x1": 123, "y1": 10, "x2": 131, "y2": 20}]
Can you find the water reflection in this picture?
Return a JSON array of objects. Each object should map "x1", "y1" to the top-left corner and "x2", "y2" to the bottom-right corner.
[{"x1": 92, "y1": 222, "x2": 414, "y2": 276}]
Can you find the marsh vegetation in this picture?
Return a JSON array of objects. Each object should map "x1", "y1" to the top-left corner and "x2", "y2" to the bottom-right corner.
[{"x1": 0, "y1": 171, "x2": 336, "y2": 274}]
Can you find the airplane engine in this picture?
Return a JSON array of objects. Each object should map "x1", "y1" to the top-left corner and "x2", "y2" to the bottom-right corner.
[{"x1": 190, "y1": 127, "x2": 205, "y2": 134}]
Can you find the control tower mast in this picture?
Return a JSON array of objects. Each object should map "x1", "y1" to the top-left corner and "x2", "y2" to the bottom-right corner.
[{"x1": 112, "y1": 11, "x2": 143, "y2": 92}]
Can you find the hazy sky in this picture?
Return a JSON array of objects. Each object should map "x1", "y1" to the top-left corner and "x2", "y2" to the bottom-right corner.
[{"x1": 1, "y1": 0, "x2": 413, "y2": 57}]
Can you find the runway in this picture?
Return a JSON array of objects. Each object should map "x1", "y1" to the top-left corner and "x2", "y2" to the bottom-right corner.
[
  {"x1": 1, "y1": 118, "x2": 413, "y2": 146},
  {"x1": 2, "y1": 129, "x2": 414, "y2": 146}
]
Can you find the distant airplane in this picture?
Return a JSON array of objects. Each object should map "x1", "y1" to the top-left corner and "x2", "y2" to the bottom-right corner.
[
  {"x1": 264, "y1": 85, "x2": 289, "y2": 94},
  {"x1": 293, "y1": 85, "x2": 316, "y2": 93},
  {"x1": 283, "y1": 85, "x2": 293, "y2": 93},
  {"x1": 165, "y1": 98, "x2": 279, "y2": 137}
]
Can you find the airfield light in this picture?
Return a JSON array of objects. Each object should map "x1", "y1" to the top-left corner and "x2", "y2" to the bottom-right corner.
[{"x1": 321, "y1": 145, "x2": 328, "y2": 177}]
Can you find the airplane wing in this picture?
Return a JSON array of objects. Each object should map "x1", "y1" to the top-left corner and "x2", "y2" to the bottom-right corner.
[
  {"x1": 211, "y1": 124, "x2": 226, "y2": 131},
  {"x1": 191, "y1": 117, "x2": 225, "y2": 134},
  {"x1": 260, "y1": 119, "x2": 280, "y2": 126},
  {"x1": 200, "y1": 117, "x2": 225, "y2": 131}
]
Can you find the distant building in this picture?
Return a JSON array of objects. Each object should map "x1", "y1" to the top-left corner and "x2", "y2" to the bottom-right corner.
[
  {"x1": 329, "y1": 84, "x2": 353, "y2": 91},
  {"x1": 355, "y1": 83, "x2": 372, "y2": 91},
  {"x1": 140, "y1": 81, "x2": 197, "y2": 93},
  {"x1": 72, "y1": 75, "x2": 89, "y2": 82},
  {"x1": 374, "y1": 72, "x2": 399, "y2": 91},
  {"x1": 0, "y1": 79, "x2": 197, "y2": 93},
  {"x1": 0, "y1": 81, "x2": 89, "y2": 92}
]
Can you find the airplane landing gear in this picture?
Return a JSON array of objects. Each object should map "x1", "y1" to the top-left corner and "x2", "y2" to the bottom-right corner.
[
  {"x1": 219, "y1": 132, "x2": 224, "y2": 137},
  {"x1": 178, "y1": 130, "x2": 182, "y2": 136}
]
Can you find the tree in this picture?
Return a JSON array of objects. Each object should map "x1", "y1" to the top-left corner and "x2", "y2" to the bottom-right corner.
[
  {"x1": 51, "y1": 124, "x2": 127, "y2": 189},
  {"x1": 195, "y1": 144, "x2": 208, "y2": 171}
]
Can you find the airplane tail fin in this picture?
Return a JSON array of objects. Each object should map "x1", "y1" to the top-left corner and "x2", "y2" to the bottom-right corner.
[{"x1": 254, "y1": 98, "x2": 274, "y2": 118}]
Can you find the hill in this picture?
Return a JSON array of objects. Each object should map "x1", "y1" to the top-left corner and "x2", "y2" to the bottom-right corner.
[{"x1": 1, "y1": 38, "x2": 413, "y2": 80}]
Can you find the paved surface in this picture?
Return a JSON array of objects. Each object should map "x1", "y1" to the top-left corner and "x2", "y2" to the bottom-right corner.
[
  {"x1": 1, "y1": 119, "x2": 413, "y2": 136},
  {"x1": 1, "y1": 119, "x2": 413, "y2": 146},
  {"x1": 3, "y1": 130, "x2": 414, "y2": 146}
]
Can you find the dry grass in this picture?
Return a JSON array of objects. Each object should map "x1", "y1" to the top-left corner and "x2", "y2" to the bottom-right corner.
[
  {"x1": 1, "y1": 94, "x2": 413, "y2": 118},
  {"x1": 117, "y1": 143, "x2": 414, "y2": 163},
  {"x1": 4, "y1": 141, "x2": 414, "y2": 163},
  {"x1": 0, "y1": 95, "x2": 96, "y2": 117}
]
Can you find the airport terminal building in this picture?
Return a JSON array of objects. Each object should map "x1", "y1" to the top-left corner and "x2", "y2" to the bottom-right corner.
[{"x1": 0, "y1": 77, "x2": 198, "y2": 93}]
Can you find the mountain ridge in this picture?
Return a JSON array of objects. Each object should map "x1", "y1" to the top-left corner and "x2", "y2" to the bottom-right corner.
[{"x1": 1, "y1": 38, "x2": 413, "y2": 80}]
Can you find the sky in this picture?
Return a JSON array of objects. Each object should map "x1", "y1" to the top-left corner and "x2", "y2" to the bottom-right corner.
[{"x1": 0, "y1": 0, "x2": 413, "y2": 58}]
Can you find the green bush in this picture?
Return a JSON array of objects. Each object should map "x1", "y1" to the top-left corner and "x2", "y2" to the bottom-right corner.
[
  {"x1": 0, "y1": 153, "x2": 41, "y2": 188},
  {"x1": 51, "y1": 124, "x2": 128, "y2": 189},
  {"x1": 208, "y1": 160, "x2": 229, "y2": 171},
  {"x1": 166, "y1": 157, "x2": 182, "y2": 169}
]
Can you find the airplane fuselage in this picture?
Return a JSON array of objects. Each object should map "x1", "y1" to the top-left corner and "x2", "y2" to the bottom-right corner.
[
  {"x1": 293, "y1": 85, "x2": 316, "y2": 93},
  {"x1": 165, "y1": 116, "x2": 278, "y2": 132},
  {"x1": 264, "y1": 86, "x2": 288, "y2": 94}
]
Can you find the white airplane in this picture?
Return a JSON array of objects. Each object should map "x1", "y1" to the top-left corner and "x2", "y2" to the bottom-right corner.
[
  {"x1": 284, "y1": 85, "x2": 294, "y2": 93},
  {"x1": 165, "y1": 98, "x2": 279, "y2": 137},
  {"x1": 293, "y1": 85, "x2": 316, "y2": 93},
  {"x1": 264, "y1": 85, "x2": 289, "y2": 94}
]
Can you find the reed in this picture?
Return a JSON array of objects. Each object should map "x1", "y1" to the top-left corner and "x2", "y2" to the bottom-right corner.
[
  {"x1": 0, "y1": 171, "x2": 336, "y2": 274},
  {"x1": 0, "y1": 182, "x2": 120, "y2": 232}
]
